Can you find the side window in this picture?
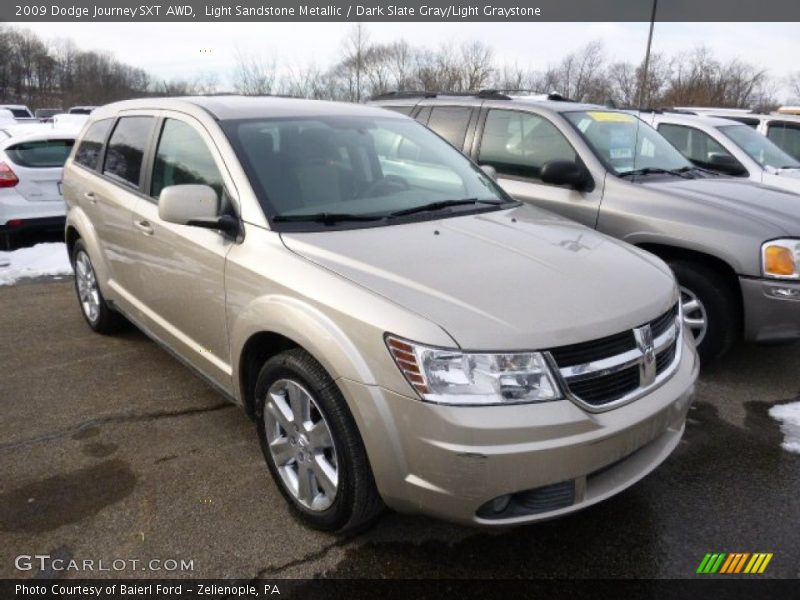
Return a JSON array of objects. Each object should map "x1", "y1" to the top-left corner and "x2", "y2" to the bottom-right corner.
[
  {"x1": 74, "y1": 119, "x2": 113, "y2": 170},
  {"x1": 426, "y1": 106, "x2": 471, "y2": 149},
  {"x1": 383, "y1": 105, "x2": 414, "y2": 116},
  {"x1": 766, "y1": 121, "x2": 800, "y2": 161},
  {"x1": 658, "y1": 123, "x2": 739, "y2": 170},
  {"x1": 151, "y1": 119, "x2": 224, "y2": 199},
  {"x1": 479, "y1": 110, "x2": 577, "y2": 179},
  {"x1": 103, "y1": 116, "x2": 155, "y2": 188}
]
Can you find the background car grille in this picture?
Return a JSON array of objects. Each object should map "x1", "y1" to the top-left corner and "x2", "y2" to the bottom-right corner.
[{"x1": 549, "y1": 303, "x2": 680, "y2": 408}]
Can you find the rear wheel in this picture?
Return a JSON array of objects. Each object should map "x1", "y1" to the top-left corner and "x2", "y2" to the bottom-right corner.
[
  {"x1": 668, "y1": 260, "x2": 738, "y2": 363},
  {"x1": 1, "y1": 231, "x2": 11, "y2": 251},
  {"x1": 254, "y1": 348, "x2": 383, "y2": 532},
  {"x1": 71, "y1": 239, "x2": 125, "y2": 334}
]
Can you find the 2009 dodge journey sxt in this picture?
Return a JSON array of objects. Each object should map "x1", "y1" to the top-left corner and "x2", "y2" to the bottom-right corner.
[{"x1": 63, "y1": 96, "x2": 698, "y2": 531}]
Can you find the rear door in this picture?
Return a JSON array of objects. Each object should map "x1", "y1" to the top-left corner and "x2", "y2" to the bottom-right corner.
[
  {"x1": 130, "y1": 114, "x2": 234, "y2": 388},
  {"x1": 416, "y1": 104, "x2": 477, "y2": 153},
  {"x1": 94, "y1": 114, "x2": 157, "y2": 305},
  {"x1": 2, "y1": 137, "x2": 74, "y2": 202},
  {"x1": 473, "y1": 107, "x2": 603, "y2": 227}
]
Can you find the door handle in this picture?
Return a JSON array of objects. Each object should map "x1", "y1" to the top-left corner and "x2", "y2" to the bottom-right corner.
[
  {"x1": 134, "y1": 219, "x2": 154, "y2": 235},
  {"x1": 84, "y1": 191, "x2": 97, "y2": 204}
]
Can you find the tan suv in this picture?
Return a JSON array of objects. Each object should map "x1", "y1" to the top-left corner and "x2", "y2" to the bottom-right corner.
[{"x1": 63, "y1": 96, "x2": 698, "y2": 531}]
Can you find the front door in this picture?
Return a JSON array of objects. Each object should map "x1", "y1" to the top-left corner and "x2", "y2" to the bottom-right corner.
[
  {"x1": 475, "y1": 108, "x2": 603, "y2": 228},
  {"x1": 131, "y1": 115, "x2": 234, "y2": 388}
]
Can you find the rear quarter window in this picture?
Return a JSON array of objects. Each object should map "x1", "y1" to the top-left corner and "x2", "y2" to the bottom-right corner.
[
  {"x1": 5, "y1": 139, "x2": 75, "y2": 168},
  {"x1": 74, "y1": 119, "x2": 113, "y2": 170}
]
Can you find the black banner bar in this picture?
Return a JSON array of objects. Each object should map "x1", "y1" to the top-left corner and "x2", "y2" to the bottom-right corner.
[
  {"x1": 2, "y1": 579, "x2": 799, "y2": 600},
  {"x1": 3, "y1": 0, "x2": 800, "y2": 23}
]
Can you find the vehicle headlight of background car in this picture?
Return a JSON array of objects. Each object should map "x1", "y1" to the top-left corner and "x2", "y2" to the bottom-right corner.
[
  {"x1": 387, "y1": 336, "x2": 561, "y2": 405},
  {"x1": 762, "y1": 239, "x2": 800, "y2": 279}
]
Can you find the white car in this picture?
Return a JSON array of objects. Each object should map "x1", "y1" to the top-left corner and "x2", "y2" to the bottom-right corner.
[
  {"x1": 671, "y1": 107, "x2": 800, "y2": 162},
  {"x1": 640, "y1": 112, "x2": 800, "y2": 195},
  {"x1": 0, "y1": 129, "x2": 76, "y2": 249},
  {"x1": 0, "y1": 104, "x2": 37, "y2": 123}
]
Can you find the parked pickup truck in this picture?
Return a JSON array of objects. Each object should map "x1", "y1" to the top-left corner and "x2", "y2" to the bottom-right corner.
[{"x1": 372, "y1": 91, "x2": 800, "y2": 362}]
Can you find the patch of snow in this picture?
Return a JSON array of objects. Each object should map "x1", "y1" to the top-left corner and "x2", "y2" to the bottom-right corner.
[
  {"x1": 0, "y1": 242, "x2": 73, "y2": 286},
  {"x1": 769, "y1": 401, "x2": 800, "y2": 455}
]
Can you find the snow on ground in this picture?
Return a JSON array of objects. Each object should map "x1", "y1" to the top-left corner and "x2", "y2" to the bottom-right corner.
[
  {"x1": 0, "y1": 242, "x2": 73, "y2": 286},
  {"x1": 769, "y1": 401, "x2": 800, "y2": 455}
]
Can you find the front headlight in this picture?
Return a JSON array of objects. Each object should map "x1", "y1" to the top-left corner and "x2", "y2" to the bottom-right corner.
[
  {"x1": 762, "y1": 239, "x2": 800, "y2": 279},
  {"x1": 386, "y1": 336, "x2": 562, "y2": 406}
]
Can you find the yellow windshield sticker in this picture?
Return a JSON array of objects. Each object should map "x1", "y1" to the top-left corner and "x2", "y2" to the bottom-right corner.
[{"x1": 586, "y1": 111, "x2": 636, "y2": 123}]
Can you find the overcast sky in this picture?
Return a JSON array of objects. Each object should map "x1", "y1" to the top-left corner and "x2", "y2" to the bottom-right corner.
[{"x1": 13, "y1": 22, "x2": 800, "y2": 100}]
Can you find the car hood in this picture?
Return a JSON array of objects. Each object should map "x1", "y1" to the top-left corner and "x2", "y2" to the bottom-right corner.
[
  {"x1": 762, "y1": 170, "x2": 800, "y2": 194},
  {"x1": 641, "y1": 178, "x2": 800, "y2": 234},
  {"x1": 280, "y1": 205, "x2": 677, "y2": 350}
]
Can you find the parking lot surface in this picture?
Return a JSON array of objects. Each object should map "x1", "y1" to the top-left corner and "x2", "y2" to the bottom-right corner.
[{"x1": 1, "y1": 279, "x2": 799, "y2": 579}]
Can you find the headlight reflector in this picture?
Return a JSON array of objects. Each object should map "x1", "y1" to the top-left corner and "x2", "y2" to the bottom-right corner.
[
  {"x1": 763, "y1": 239, "x2": 800, "y2": 279},
  {"x1": 386, "y1": 336, "x2": 562, "y2": 405}
]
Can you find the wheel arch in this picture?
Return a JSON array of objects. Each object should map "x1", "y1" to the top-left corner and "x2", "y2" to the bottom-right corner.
[{"x1": 637, "y1": 242, "x2": 744, "y2": 330}]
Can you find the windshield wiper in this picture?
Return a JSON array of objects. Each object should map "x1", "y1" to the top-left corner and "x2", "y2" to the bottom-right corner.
[
  {"x1": 272, "y1": 212, "x2": 385, "y2": 224},
  {"x1": 620, "y1": 167, "x2": 694, "y2": 179},
  {"x1": 389, "y1": 198, "x2": 506, "y2": 218}
]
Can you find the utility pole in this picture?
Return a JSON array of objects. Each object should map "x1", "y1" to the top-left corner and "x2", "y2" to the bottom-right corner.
[{"x1": 638, "y1": 0, "x2": 659, "y2": 109}]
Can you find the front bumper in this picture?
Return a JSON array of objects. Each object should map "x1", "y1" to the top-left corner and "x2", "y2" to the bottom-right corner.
[
  {"x1": 740, "y1": 277, "x2": 800, "y2": 343},
  {"x1": 339, "y1": 336, "x2": 698, "y2": 526}
]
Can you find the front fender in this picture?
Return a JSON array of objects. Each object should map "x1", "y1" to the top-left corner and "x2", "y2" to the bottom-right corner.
[{"x1": 229, "y1": 294, "x2": 390, "y2": 403}]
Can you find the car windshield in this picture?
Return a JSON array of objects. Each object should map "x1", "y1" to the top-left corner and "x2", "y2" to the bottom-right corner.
[
  {"x1": 564, "y1": 110, "x2": 692, "y2": 175},
  {"x1": 223, "y1": 115, "x2": 510, "y2": 228},
  {"x1": 719, "y1": 124, "x2": 800, "y2": 170}
]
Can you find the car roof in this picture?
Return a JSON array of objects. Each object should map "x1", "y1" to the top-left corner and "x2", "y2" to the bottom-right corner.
[
  {"x1": 92, "y1": 96, "x2": 407, "y2": 121},
  {"x1": 0, "y1": 127, "x2": 77, "y2": 147},
  {"x1": 648, "y1": 112, "x2": 744, "y2": 128}
]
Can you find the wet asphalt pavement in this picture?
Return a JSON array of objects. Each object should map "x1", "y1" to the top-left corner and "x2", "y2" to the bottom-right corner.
[{"x1": 1, "y1": 279, "x2": 798, "y2": 580}]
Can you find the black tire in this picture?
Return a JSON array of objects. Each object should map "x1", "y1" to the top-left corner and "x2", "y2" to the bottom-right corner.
[
  {"x1": 254, "y1": 348, "x2": 383, "y2": 533},
  {"x1": 668, "y1": 260, "x2": 739, "y2": 364},
  {"x1": 1, "y1": 231, "x2": 11, "y2": 251},
  {"x1": 71, "y1": 239, "x2": 125, "y2": 334}
]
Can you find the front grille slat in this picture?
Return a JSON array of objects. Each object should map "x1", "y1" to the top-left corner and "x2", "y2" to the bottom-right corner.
[{"x1": 550, "y1": 303, "x2": 680, "y2": 407}]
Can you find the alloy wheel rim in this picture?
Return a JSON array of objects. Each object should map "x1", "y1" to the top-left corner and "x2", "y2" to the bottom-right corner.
[
  {"x1": 263, "y1": 379, "x2": 338, "y2": 511},
  {"x1": 680, "y1": 285, "x2": 708, "y2": 346},
  {"x1": 75, "y1": 251, "x2": 100, "y2": 323}
]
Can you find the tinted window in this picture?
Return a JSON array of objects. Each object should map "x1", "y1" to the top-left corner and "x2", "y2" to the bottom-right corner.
[
  {"x1": 74, "y1": 119, "x2": 113, "y2": 170},
  {"x1": 766, "y1": 121, "x2": 800, "y2": 162},
  {"x1": 426, "y1": 106, "x2": 471, "y2": 148},
  {"x1": 384, "y1": 106, "x2": 414, "y2": 116},
  {"x1": 658, "y1": 123, "x2": 742, "y2": 172},
  {"x1": 151, "y1": 119, "x2": 224, "y2": 199},
  {"x1": 480, "y1": 110, "x2": 577, "y2": 179},
  {"x1": 6, "y1": 139, "x2": 75, "y2": 168},
  {"x1": 9, "y1": 108, "x2": 32, "y2": 118},
  {"x1": 103, "y1": 117, "x2": 154, "y2": 188}
]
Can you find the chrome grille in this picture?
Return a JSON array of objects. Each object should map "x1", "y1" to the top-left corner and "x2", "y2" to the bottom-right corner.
[{"x1": 547, "y1": 303, "x2": 682, "y2": 410}]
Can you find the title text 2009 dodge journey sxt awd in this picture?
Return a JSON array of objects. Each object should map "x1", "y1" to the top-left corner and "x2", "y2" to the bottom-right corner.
[{"x1": 63, "y1": 97, "x2": 697, "y2": 531}]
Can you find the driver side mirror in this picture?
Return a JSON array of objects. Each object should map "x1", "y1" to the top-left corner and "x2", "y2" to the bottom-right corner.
[
  {"x1": 158, "y1": 184, "x2": 239, "y2": 235},
  {"x1": 540, "y1": 160, "x2": 592, "y2": 191},
  {"x1": 708, "y1": 153, "x2": 748, "y2": 177}
]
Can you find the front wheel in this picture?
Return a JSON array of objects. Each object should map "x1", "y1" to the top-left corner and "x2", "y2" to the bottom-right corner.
[
  {"x1": 668, "y1": 260, "x2": 739, "y2": 363},
  {"x1": 254, "y1": 348, "x2": 383, "y2": 532}
]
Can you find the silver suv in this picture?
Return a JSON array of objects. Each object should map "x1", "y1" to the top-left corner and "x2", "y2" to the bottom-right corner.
[
  {"x1": 372, "y1": 92, "x2": 800, "y2": 362},
  {"x1": 63, "y1": 96, "x2": 696, "y2": 531}
]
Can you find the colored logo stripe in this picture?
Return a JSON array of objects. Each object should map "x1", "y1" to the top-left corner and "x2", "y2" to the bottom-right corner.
[{"x1": 698, "y1": 552, "x2": 773, "y2": 574}]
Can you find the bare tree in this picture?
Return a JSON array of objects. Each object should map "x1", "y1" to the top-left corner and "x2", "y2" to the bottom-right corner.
[
  {"x1": 340, "y1": 23, "x2": 371, "y2": 102},
  {"x1": 233, "y1": 49, "x2": 278, "y2": 95}
]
